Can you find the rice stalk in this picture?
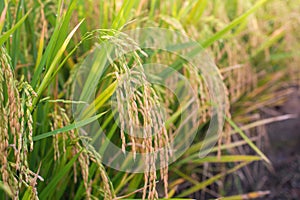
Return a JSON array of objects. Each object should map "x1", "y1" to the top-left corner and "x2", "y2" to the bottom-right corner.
[{"x1": 0, "y1": 46, "x2": 40, "y2": 199}]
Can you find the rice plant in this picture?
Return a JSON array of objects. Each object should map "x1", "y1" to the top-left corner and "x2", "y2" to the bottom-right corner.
[{"x1": 0, "y1": 0, "x2": 299, "y2": 199}]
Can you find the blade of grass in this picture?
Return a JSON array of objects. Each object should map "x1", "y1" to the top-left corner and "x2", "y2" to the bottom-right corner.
[
  {"x1": 111, "y1": 0, "x2": 139, "y2": 29},
  {"x1": 32, "y1": 20, "x2": 84, "y2": 109},
  {"x1": 39, "y1": 151, "x2": 81, "y2": 199},
  {"x1": 0, "y1": 181, "x2": 13, "y2": 198},
  {"x1": 34, "y1": 14, "x2": 46, "y2": 71},
  {"x1": 0, "y1": 9, "x2": 31, "y2": 46},
  {"x1": 32, "y1": 111, "x2": 107, "y2": 141},
  {"x1": 187, "y1": 0, "x2": 208, "y2": 23},
  {"x1": 172, "y1": 168, "x2": 199, "y2": 185},
  {"x1": 81, "y1": 80, "x2": 117, "y2": 119},
  {"x1": 226, "y1": 117, "x2": 271, "y2": 165},
  {"x1": 251, "y1": 27, "x2": 285, "y2": 58},
  {"x1": 0, "y1": 0, "x2": 8, "y2": 33},
  {"x1": 181, "y1": 114, "x2": 294, "y2": 164},
  {"x1": 219, "y1": 190, "x2": 270, "y2": 200},
  {"x1": 177, "y1": 162, "x2": 251, "y2": 197},
  {"x1": 178, "y1": 155, "x2": 262, "y2": 165},
  {"x1": 201, "y1": 0, "x2": 269, "y2": 48},
  {"x1": 22, "y1": 186, "x2": 34, "y2": 200},
  {"x1": 11, "y1": 0, "x2": 24, "y2": 69},
  {"x1": 31, "y1": 0, "x2": 77, "y2": 87}
]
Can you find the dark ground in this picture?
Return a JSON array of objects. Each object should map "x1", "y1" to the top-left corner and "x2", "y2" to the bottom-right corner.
[
  {"x1": 263, "y1": 90, "x2": 300, "y2": 199},
  {"x1": 174, "y1": 89, "x2": 300, "y2": 199}
]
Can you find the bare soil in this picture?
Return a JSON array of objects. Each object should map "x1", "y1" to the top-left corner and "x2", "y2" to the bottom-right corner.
[{"x1": 263, "y1": 91, "x2": 300, "y2": 199}]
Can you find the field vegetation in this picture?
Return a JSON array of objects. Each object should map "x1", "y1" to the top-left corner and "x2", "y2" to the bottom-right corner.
[{"x1": 0, "y1": 0, "x2": 299, "y2": 199}]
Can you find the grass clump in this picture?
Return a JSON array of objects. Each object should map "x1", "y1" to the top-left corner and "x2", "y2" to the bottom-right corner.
[{"x1": 0, "y1": 0, "x2": 299, "y2": 199}]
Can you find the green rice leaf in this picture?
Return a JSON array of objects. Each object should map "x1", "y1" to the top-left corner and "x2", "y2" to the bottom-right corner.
[
  {"x1": 39, "y1": 151, "x2": 81, "y2": 199},
  {"x1": 201, "y1": 0, "x2": 269, "y2": 48},
  {"x1": 226, "y1": 117, "x2": 271, "y2": 165},
  {"x1": 0, "y1": 9, "x2": 31, "y2": 46},
  {"x1": 177, "y1": 162, "x2": 251, "y2": 197},
  {"x1": 33, "y1": 111, "x2": 107, "y2": 141},
  {"x1": 179, "y1": 155, "x2": 262, "y2": 165}
]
